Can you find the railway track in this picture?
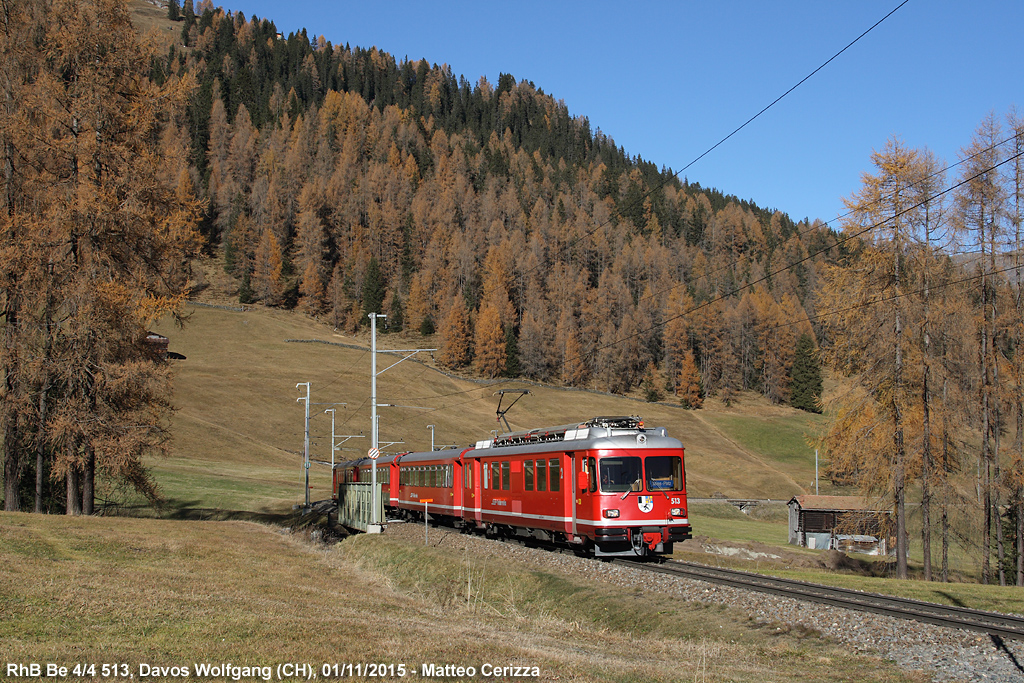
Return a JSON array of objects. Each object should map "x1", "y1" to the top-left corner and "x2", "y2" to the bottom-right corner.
[{"x1": 613, "y1": 558, "x2": 1024, "y2": 642}]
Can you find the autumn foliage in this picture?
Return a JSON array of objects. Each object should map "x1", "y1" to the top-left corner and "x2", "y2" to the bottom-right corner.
[{"x1": 1, "y1": 0, "x2": 201, "y2": 513}]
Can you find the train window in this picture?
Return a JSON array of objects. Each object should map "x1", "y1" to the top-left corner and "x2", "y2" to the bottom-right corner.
[
  {"x1": 549, "y1": 458, "x2": 560, "y2": 491},
  {"x1": 501, "y1": 461, "x2": 510, "y2": 490},
  {"x1": 536, "y1": 460, "x2": 547, "y2": 491},
  {"x1": 464, "y1": 462, "x2": 472, "y2": 488},
  {"x1": 646, "y1": 456, "x2": 683, "y2": 491},
  {"x1": 524, "y1": 460, "x2": 534, "y2": 491},
  {"x1": 599, "y1": 457, "x2": 643, "y2": 493},
  {"x1": 491, "y1": 461, "x2": 500, "y2": 490},
  {"x1": 588, "y1": 457, "x2": 598, "y2": 493}
]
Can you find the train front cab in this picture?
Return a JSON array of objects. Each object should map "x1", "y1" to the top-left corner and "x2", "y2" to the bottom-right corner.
[{"x1": 576, "y1": 447, "x2": 691, "y2": 557}]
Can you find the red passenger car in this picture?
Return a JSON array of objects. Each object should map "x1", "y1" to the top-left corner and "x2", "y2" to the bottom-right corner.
[{"x1": 334, "y1": 416, "x2": 691, "y2": 558}]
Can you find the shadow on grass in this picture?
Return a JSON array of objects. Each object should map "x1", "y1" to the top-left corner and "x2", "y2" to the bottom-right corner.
[
  {"x1": 934, "y1": 590, "x2": 968, "y2": 608},
  {"x1": 106, "y1": 497, "x2": 317, "y2": 526}
]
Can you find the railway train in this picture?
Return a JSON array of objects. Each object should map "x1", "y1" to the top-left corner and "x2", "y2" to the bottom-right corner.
[{"x1": 332, "y1": 416, "x2": 691, "y2": 557}]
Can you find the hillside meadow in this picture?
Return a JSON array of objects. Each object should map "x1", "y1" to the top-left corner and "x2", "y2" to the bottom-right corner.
[
  {"x1": 0, "y1": 512, "x2": 925, "y2": 683},
  {"x1": 143, "y1": 300, "x2": 821, "y2": 517}
]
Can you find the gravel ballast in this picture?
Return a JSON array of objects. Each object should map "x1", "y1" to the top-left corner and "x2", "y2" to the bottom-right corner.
[{"x1": 380, "y1": 521, "x2": 1024, "y2": 683}]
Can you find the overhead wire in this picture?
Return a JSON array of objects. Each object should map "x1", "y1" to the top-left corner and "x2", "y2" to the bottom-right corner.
[
  {"x1": 293, "y1": 1, "x2": 939, "y2": 436},
  {"x1": 298, "y1": 1, "x2": 917, "y2": 435},
  {"x1": 511, "y1": 0, "x2": 912, "y2": 287},
  {"x1": 578, "y1": 147, "x2": 1024, "y2": 364}
]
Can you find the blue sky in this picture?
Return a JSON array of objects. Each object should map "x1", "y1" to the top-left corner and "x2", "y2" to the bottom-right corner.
[{"x1": 226, "y1": 1, "x2": 1022, "y2": 227}]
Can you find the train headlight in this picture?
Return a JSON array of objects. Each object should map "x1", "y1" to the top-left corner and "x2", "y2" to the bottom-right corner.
[
  {"x1": 603, "y1": 509, "x2": 620, "y2": 518},
  {"x1": 670, "y1": 507, "x2": 685, "y2": 517}
]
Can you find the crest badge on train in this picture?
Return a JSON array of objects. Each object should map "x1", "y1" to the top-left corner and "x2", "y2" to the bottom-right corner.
[{"x1": 638, "y1": 495, "x2": 654, "y2": 513}]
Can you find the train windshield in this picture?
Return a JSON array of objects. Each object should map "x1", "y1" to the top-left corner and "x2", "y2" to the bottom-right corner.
[
  {"x1": 599, "y1": 457, "x2": 642, "y2": 493},
  {"x1": 646, "y1": 455, "x2": 684, "y2": 491}
]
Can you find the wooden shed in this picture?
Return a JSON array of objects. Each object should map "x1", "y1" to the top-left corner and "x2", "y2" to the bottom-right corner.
[
  {"x1": 144, "y1": 331, "x2": 169, "y2": 360},
  {"x1": 788, "y1": 495, "x2": 893, "y2": 556}
]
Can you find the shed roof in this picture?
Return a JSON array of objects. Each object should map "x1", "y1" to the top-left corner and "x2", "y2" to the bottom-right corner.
[{"x1": 788, "y1": 495, "x2": 886, "y2": 512}]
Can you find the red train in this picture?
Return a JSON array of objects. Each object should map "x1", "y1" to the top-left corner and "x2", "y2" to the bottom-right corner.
[{"x1": 333, "y1": 416, "x2": 691, "y2": 557}]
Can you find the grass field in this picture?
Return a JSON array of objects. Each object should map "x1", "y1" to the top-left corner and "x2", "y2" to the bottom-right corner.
[
  {"x1": 0, "y1": 252, "x2": 1015, "y2": 679},
  {"x1": 143, "y1": 300, "x2": 824, "y2": 518},
  {"x1": 0, "y1": 512, "x2": 926, "y2": 683}
]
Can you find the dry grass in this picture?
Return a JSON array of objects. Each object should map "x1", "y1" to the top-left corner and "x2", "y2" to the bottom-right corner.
[
  {"x1": 0, "y1": 512, "x2": 926, "y2": 683},
  {"x1": 147, "y1": 296, "x2": 820, "y2": 518}
]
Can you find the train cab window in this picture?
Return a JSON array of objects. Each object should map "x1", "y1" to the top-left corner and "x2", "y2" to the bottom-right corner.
[
  {"x1": 536, "y1": 460, "x2": 547, "y2": 491},
  {"x1": 501, "y1": 461, "x2": 510, "y2": 490},
  {"x1": 646, "y1": 455, "x2": 683, "y2": 491},
  {"x1": 524, "y1": 460, "x2": 534, "y2": 491},
  {"x1": 588, "y1": 457, "x2": 598, "y2": 493},
  {"x1": 599, "y1": 457, "x2": 642, "y2": 493},
  {"x1": 549, "y1": 458, "x2": 560, "y2": 492}
]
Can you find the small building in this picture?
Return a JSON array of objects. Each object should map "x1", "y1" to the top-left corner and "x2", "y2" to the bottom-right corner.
[
  {"x1": 144, "y1": 332, "x2": 169, "y2": 360},
  {"x1": 788, "y1": 495, "x2": 893, "y2": 556}
]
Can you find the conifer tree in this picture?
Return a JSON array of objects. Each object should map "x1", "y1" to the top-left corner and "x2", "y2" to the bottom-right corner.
[
  {"x1": 820, "y1": 137, "x2": 928, "y2": 578},
  {"x1": 790, "y1": 334, "x2": 822, "y2": 413},
  {"x1": 438, "y1": 296, "x2": 471, "y2": 369},
  {"x1": 641, "y1": 362, "x2": 663, "y2": 402},
  {"x1": 253, "y1": 228, "x2": 284, "y2": 305},
  {"x1": 503, "y1": 326, "x2": 521, "y2": 378},
  {"x1": 473, "y1": 304, "x2": 505, "y2": 378},
  {"x1": 677, "y1": 350, "x2": 703, "y2": 409},
  {"x1": 362, "y1": 257, "x2": 386, "y2": 321},
  {"x1": 1, "y1": 0, "x2": 201, "y2": 512}
]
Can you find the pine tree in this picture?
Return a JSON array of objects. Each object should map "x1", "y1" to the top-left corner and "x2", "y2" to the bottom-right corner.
[
  {"x1": 641, "y1": 361, "x2": 663, "y2": 402},
  {"x1": 167, "y1": 0, "x2": 181, "y2": 21},
  {"x1": 362, "y1": 256, "x2": 386, "y2": 320},
  {"x1": 790, "y1": 334, "x2": 822, "y2": 413}
]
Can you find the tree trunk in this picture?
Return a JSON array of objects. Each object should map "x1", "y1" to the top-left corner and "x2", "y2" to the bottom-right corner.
[
  {"x1": 35, "y1": 383, "x2": 47, "y2": 513},
  {"x1": 82, "y1": 447, "x2": 94, "y2": 515},
  {"x1": 66, "y1": 465, "x2": 81, "y2": 516}
]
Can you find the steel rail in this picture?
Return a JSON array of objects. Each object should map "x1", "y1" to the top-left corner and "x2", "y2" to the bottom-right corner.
[{"x1": 613, "y1": 558, "x2": 1024, "y2": 642}]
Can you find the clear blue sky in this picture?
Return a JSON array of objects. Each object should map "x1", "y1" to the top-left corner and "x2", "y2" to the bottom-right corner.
[{"x1": 225, "y1": 1, "x2": 1022, "y2": 227}]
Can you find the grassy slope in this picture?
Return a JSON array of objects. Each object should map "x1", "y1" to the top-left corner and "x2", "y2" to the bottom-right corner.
[
  {"x1": 146, "y1": 301, "x2": 819, "y2": 516},
  {"x1": 150, "y1": 300, "x2": 1024, "y2": 609},
  {"x1": 0, "y1": 512, "x2": 923, "y2": 683}
]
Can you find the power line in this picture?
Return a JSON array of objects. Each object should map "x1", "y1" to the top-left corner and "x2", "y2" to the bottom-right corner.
[
  {"x1": 633, "y1": 130, "x2": 1023, "y2": 314},
  {"x1": 513, "y1": 0, "x2": 911, "y2": 284},
  {"x1": 577, "y1": 147, "x2": 1024, "y2": 365}
]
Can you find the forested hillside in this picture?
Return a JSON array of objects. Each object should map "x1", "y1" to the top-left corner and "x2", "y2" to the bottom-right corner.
[{"x1": 157, "y1": 2, "x2": 834, "y2": 408}]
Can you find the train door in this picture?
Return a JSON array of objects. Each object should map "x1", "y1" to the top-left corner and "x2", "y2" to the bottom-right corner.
[
  {"x1": 467, "y1": 456, "x2": 483, "y2": 528},
  {"x1": 568, "y1": 452, "x2": 582, "y2": 540}
]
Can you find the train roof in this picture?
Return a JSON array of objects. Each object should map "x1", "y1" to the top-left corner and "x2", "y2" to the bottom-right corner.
[
  {"x1": 474, "y1": 416, "x2": 682, "y2": 455},
  {"x1": 333, "y1": 417, "x2": 682, "y2": 469}
]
